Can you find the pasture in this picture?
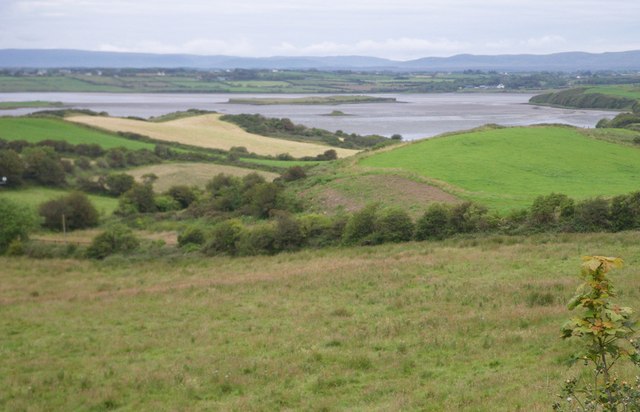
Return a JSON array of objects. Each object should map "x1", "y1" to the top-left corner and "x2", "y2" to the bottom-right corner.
[
  {"x1": 359, "y1": 126, "x2": 640, "y2": 211},
  {"x1": 68, "y1": 114, "x2": 359, "y2": 158},
  {"x1": 127, "y1": 163, "x2": 279, "y2": 192},
  {"x1": 0, "y1": 187, "x2": 119, "y2": 215},
  {"x1": 2, "y1": 231, "x2": 640, "y2": 410},
  {"x1": 0, "y1": 117, "x2": 154, "y2": 150}
]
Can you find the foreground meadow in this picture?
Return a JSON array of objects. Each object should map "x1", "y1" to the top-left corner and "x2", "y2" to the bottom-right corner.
[{"x1": 3, "y1": 232, "x2": 640, "y2": 411}]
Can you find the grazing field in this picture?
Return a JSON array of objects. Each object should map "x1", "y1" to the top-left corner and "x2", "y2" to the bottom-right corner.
[
  {"x1": 68, "y1": 114, "x2": 359, "y2": 158},
  {"x1": 0, "y1": 101, "x2": 63, "y2": 110},
  {"x1": 0, "y1": 187, "x2": 119, "y2": 215},
  {"x1": 584, "y1": 84, "x2": 640, "y2": 100},
  {"x1": 359, "y1": 126, "x2": 640, "y2": 211},
  {"x1": 2, "y1": 232, "x2": 640, "y2": 410},
  {"x1": 227, "y1": 95, "x2": 397, "y2": 105},
  {"x1": 127, "y1": 163, "x2": 279, "y2": 192},
  {"x1": 0, "y1": 117, "x2": 154, "y2": 150}
]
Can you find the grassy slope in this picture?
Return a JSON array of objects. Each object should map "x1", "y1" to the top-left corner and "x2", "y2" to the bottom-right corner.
[
  {"x1": 584, "y1": 85, "x2": 640, "y2": 100},
  {"x1": 0, "y1": 187, "x2": 119, "y2": 215},
  {"x1": 2, "y1": 232, "x2": 640, "y2": 410},
  {"x1": 359, "y1": 126, "x2": 640, "y2": 211},
  {"x1": 127, "y1": 163, "x2": 279, "y2": 192},
  {"x1": 67, "y1": 114, "x2": 359, "y2": 158},
  {"x1": 0, "y1": 101, "x2": 63, "y2": 110},
  {"x1": 0, "y1": 117, "x2": 154, "y2": 150}
]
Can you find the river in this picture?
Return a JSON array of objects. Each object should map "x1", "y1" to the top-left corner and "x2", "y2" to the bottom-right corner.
[{"x1": 0, "y1": 92, "x2": 616, "y2": 140}]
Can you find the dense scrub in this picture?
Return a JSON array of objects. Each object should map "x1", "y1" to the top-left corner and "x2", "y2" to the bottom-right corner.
[{"x1": 530, "y1": 87, "x2": 637, "y2": 110}]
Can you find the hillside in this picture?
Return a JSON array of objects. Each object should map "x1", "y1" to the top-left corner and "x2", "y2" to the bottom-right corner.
[
  {"x1": 67, "y1": 114, "x2": 359, "y2": 158},
  {"x1": 2, "y1": 48, "x2": 640, "y2": 71},
  {"x1": 359, "y1": 125, "x2": 640, "y2": 211},
  {"x1": 530, "y1": 86, "x2": 640, "y2": 111}
]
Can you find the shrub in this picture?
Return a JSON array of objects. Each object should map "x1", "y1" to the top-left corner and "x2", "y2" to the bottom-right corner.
[
  {"x1": 342, "y1": 203, "x2": 379, "y2": 245},
  {"x1": 281, "y1": 166, "x2": 307, "y2": 182},
  {"x1": 609, "y1": 192, "x2": 640, "y2": 232},
  {"x1": 86, "y1": 225, "x2": 139, "y2": 259},
  {"x1": 38, "y1": 192, "x2": 99, "y2": 231},
  {"x1": 529, "y1": 193, "x2": 575, "y2": 229},
  {"x1": 415, "y1": 203, "x2": 450, "y2": 241},
  {"x1": 118, "y1": 183, "x2": 157, "y2": 214},
  {"x1": 0, "y1": 198, "x2": 35, "y2": 254},
  {"x1": 571, "y1": 197, "x2": 610, "y2": 232},
  {"x1": 177, "y1": 226, "x2": 206, "y2": 248},
  {"x1": 448, "y1": 201, "x2": 489, "y2": 234},
  {"x1": 22, "y1": 147, "x2": 66, "y2": 186},
  {"x1": 236, "y1": 223, "x2": 277, "y2": 256},
  {"x1": 298, "y1": 214, "x2": 343, "y2": 248},
  {"x1": 104, "y1": 173, "x2": 135, "y2": 196},
  {"x1": 166, "y1": 185, "x2": 197, "y2": 209},
  {"x1": 203, "y1": 220, "x2": 244, "y2": 256},
  {"x1": 373, "y1": 207, "x2": 414, "y2": 243},
  {"x1": 273, "y1": 213, "x2": 304, "y2": 251},
  {"x1": 154, "y1": 195, "x2": 180, "y2": 212}
]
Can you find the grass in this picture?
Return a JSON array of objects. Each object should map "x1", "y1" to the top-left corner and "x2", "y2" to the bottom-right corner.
[
  {"x1": 227, "y1": 95, "x2": 397, "y2": 105},
  {"x1": 67, "y1": 114, "x2": 359, "y2": 158},
  {"x1": 359, "y1": 126, "x2": 640, "y2": 211},
  {"x1": 0, "y1": 101, "x2": 63, "y2": 110},
  {"x1": 2, "y1": 231, "x2": 640, "y2": 410},
  {"x1": 584, "y1": 85, "x2": 640, "y2": 100},
  {"x1": 0, "y1": 187, "x2": 119, "y2": 215},
  {"x1": 0, "y1": 117, "x2": 154, "y2": 150},
  {"x1": 240, "y1": 157, "x2": 321, "y2": 168},
  {"x1": 127, "y1": 162, "x2": 279, "y2": 192}
]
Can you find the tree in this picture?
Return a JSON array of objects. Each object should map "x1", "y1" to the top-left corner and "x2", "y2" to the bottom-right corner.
[
  {"x1": 166, "y1": 185, "x2": 197, "y2": 209},
  {"x1": 104, "y1": 173, "x2": 135, "y2": 196},
  {"x1": 0, "y1": 149, "x2": 25, "y2": 187},
  {"x1": 415, "y1": 203, "x2": 450, "y2": 241},
  {"x1": 119, "y1": 183, "x2": 157, "y2": 214},
  {"x1": 554, "y1": 256, "x2": 640, "y2": 411},
  {"x1": 0, "y1": 198, "x2": 35, "y2": 253},
  {"x1": 22, "y1": 147, "x2": 66, "y2": 186},
  {"x1": 39, "y1": 192, "x2": 99, "y2": 231}
]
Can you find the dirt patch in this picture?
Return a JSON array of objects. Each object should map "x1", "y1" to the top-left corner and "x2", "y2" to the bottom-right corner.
[{"x1": 314, "y1": 174, "x2": 460, "y2": 214}]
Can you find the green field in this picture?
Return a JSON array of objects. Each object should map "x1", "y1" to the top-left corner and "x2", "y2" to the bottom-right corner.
[
  {"x1": 0, "y1": 101, "x2": 64, "y2": 110},
  {"x1": 359, "y1": 126, "x2": 640, "y2": 211},
  {"x1": 0, "y1": 187, "x2": 119, "y2": 215},
  {"x1": 584, "y1": 85, "x2": 640, "y2": 100},
  {"x1": 0, "y1": 117, "x2": 154, "y2": 150},
  {"x1": 227, "y1": 95, "x2": 397, "y2": 105},
  {"x1": 2, "y1": 231, "x2": 640, "y2": 410}
]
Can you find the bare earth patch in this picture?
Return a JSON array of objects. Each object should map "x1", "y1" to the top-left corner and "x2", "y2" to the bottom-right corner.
[{"x1": 314, "y1": 174, "x2": 460, "y2": 214}]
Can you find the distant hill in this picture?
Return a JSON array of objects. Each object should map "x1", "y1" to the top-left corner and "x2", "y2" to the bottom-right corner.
[{"x1": 1, "y1": 48, "x2": 640, "y2": 71}]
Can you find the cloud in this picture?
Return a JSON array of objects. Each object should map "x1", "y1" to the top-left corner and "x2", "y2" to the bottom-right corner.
[
  {"x1": 99, "y1": 38, "x2": 255, "y2": 56},
  {"x1": 275, "y1": 38, "x2": 470, "y2": 59}
]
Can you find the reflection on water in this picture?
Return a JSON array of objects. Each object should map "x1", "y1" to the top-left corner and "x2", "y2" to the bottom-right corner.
[{"x1": 0, "y1": 92, "x2": 617, "y2": 140}]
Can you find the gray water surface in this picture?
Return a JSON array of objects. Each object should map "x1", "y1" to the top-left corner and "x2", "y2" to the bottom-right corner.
[{"x1": 0, "y1": 92, "x2": 616, "y2": 140}]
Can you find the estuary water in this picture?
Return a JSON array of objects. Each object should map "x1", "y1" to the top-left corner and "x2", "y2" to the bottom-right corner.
[{"x1": 0, "y1": 92, "x2": 616, "y2": 140}]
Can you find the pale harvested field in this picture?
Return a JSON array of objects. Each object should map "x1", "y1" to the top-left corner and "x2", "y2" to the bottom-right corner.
[
  {"x1": 127, "y1": 162, "x2": 279, "y2": 192},
  {"x1": 68, "y1": 114, "x2": 359, "y2": 158}
]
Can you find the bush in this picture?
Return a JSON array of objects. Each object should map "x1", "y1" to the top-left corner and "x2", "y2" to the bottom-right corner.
[
  {"x1": 0, "y1": 198, "x2": 35, "y2": 254},
  {"x1": 22, "y1": 147, "x2": 66, "y2": 186},
  {"x1": 281, "y1": 166, "x2": 307, "y2": 182},
  {"x1": 298, "y1": 214, "x2": 343, "y2": 248},
  {"x1": 571, "y1": 197, "x2": 610, "y2": 232},
  {"x1": 118, "y1": 183, "x2": 157, "y2": 214},
  {"x1": 154, "y1": 195, "x2": 180, "y2": 212},
  {"x1": 177, "y1": 226, "x2": 206, "y2": 248},
  {"x1": 373, "y1": 207, "x2": 414, "y2": 244},
  {"x1": 38, "y1": 192, "x2": 99, "y2": 231},
  {"x1": 273, "y1": 213, "x2": 304, "y2": 251},
  {"x1": 528, "y1": 193, "x2": 574, "y2": 229},
  {"x1": 104, "y1": 173, "x2": 135, "y2": 196},
  {"x1": 415, "y1": 203, "x2": 450, "y2": 241},
  {"x1": 166, "y1": 185, "x2": 197, "y2": 209},
  {"x1": 342, "y1": 203, "x2": 379, "y2": 245},
  {"x1": 448, "y1": 201, "x2": 489, "y2": 234},
  {"x1": 203, "y1": 220, "x2": 243, "y2": 256},
  {"x1": 236, "y1": 223, "x2": 277, "y2": 256},
  {"x1": 86, "y1": 225, "x2": 140, "y2": 259}
]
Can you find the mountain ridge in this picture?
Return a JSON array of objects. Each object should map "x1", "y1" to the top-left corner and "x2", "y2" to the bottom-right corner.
[{"x1": 1, "y1": 48, "x2": 640, "y2": 71}]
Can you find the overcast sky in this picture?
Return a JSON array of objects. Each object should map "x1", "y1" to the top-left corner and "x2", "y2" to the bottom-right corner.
[{"x1": 1, "y1": 0, "x2": 639, "y2": 60}]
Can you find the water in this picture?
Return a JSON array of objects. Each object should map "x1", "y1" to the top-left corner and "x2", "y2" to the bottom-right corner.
[{"x1": 0, "y1": 92, "x2": 616, "y2": 140}]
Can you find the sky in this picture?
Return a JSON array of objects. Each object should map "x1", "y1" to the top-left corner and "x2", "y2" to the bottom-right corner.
[{"x1": 1, "y1": 0, "x2": 639, "y2": 60}]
